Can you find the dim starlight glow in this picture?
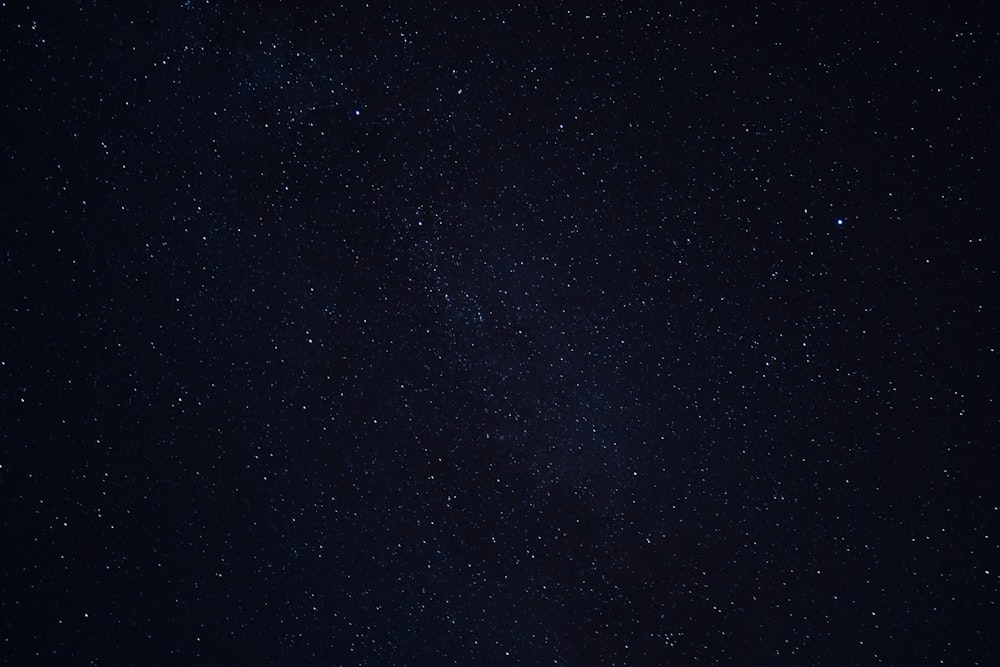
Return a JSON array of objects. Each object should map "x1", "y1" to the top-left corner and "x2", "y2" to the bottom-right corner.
[{"x1": 3, "y1": 3, "x2": 992, "y2": 665}]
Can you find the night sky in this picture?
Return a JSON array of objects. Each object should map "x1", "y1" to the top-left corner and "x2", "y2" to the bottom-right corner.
[{"x1": 2, "y1": 2, "x2": 997, "y2": 665}]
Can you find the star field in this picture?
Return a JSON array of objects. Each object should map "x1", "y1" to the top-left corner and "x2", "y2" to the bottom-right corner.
[{"x1": 2, "y1": 3, "x2": 997, "y2": 665}]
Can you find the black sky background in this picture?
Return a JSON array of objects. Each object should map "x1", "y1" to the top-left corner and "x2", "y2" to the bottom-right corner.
[{"x1": 2, "y1": 2, "x2": 997, "y2": 665}]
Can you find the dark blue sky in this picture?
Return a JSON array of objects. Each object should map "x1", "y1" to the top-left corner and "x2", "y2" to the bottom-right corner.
[{"x1": 2, "y1": 2, "x2": 996, "y2": 665}]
